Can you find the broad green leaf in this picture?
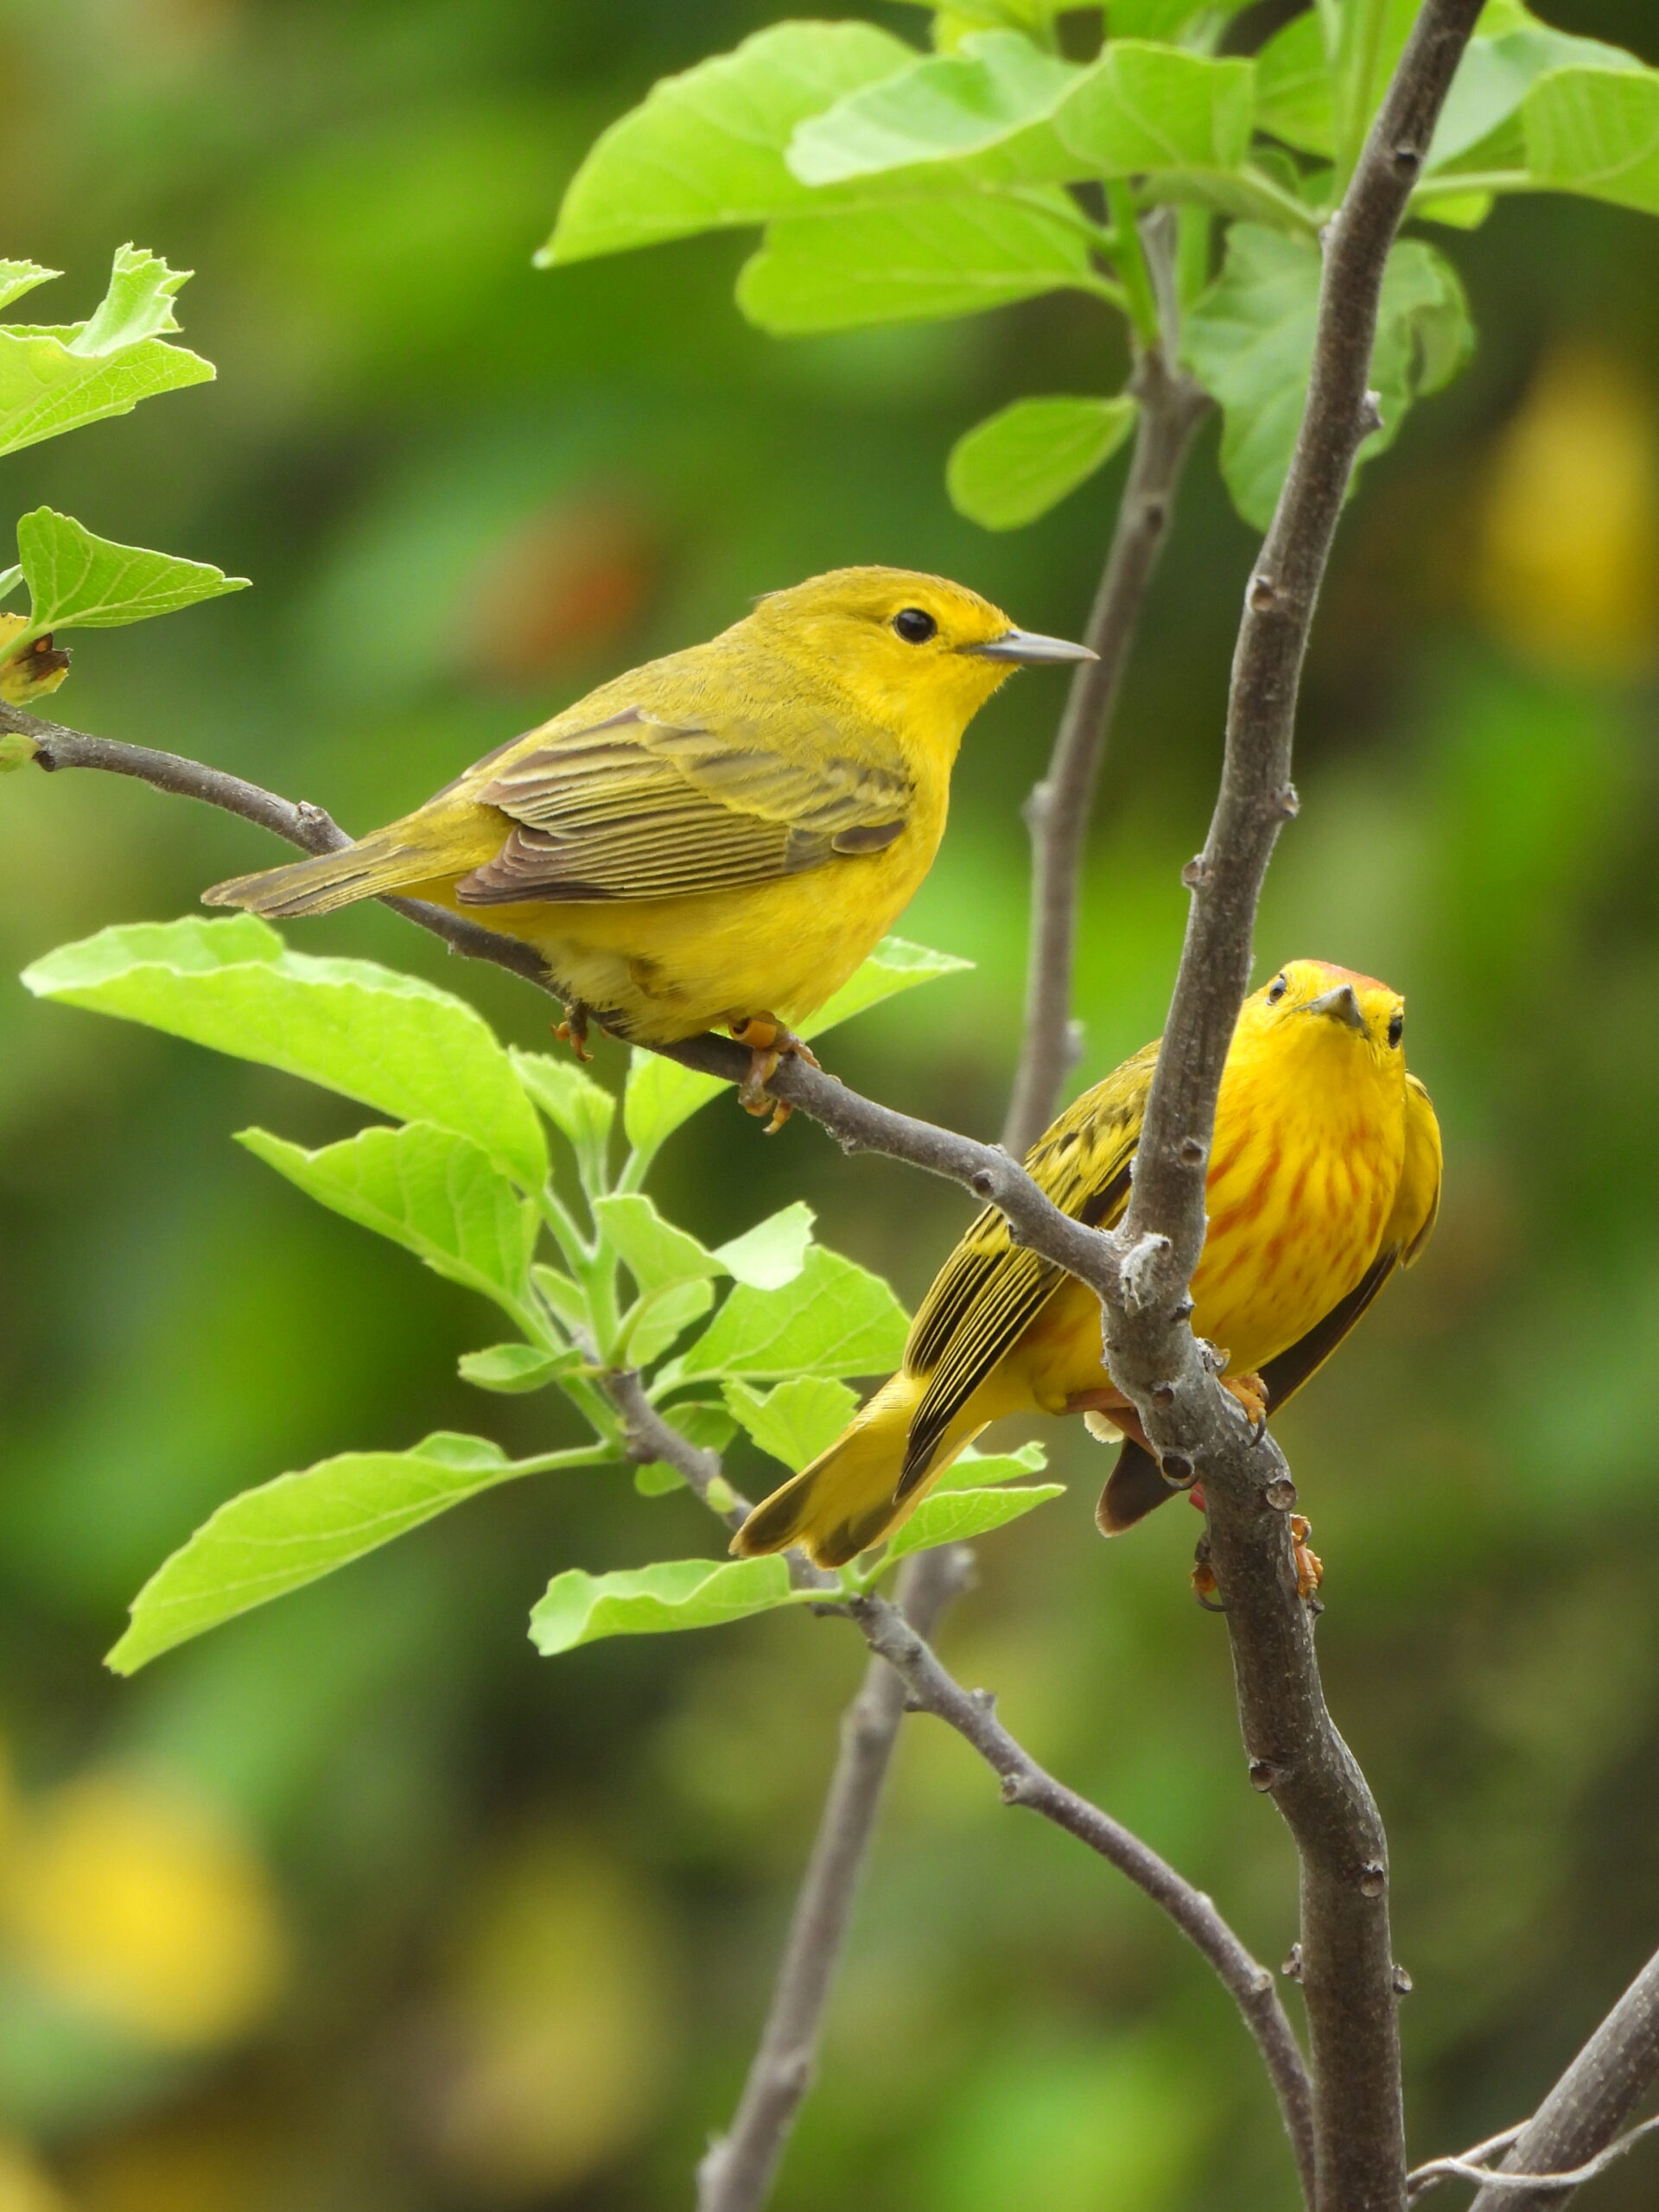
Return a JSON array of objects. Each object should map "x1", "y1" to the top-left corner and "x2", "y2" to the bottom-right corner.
[
  {"x1": 788, "y1": 32, "x2": 1081, "y2": 190},
  {"x1": 1522, "y1": 66, "x2": 1659, "y2": 215},
  {"x1": 621, "y1": 938, "x2": 971, "y2": 1153},
  {"x1": 625, "y1": 1278, "x2": 716, "y2": 1366},
  {"x1": 885, "y1": 1482, "x2": 1065, "y2": 1560},
  {"x1": 801, "y1": 935, "x2": 974, "y2": 1037},
  {"x1": 532, "y1": 1262, "x2": 591, "y2": 1334},
  {"x1": 1056, "y1": 44, "x2": 1255, "y2": 177},
  {"x1": 238, "y1": 1122, "x2": 537, "y2": 1313},
  {"x1": 539, "y1": 22, "x2": 915, "y2": 265},
  {"x1": 594, "y1": 1192, "x2": 720, "y2": 1292},
  {"x1": 459, "y1": 1343, "x2": 584, "y2": 1392},
  {"x1": 1252, "y1": 10, "x2": 1335, "y2": 157},
  {"x1": 530, "y1": 1556, "x2": 796, "y2": 1654},
  {"x1": 111, "y1": 1432, "x2": 545, "y2": 1671},
  {"x1": 933, "y1": 1440, "x2": 1050, "y2": 1491},
  {"x1": 948, "y1": 393, "x2": 1137, "y2": 529},
  {"x1": 722, "y1": 1376, "x2": 859, "y2": 1471},
  {"x1": 13, "y1": 509, "x2": 247, "y2": 634},
  {"x1": 635, "y1": 1400, "x2": 738, "y2": 1494},
  {"x1": 0, "y1": 262, "x2": 58, "y2": 314},
  {"x1": 0, "y1": 245, "x2": 214, "y2": 460},
  {"x1": 715, "y1": 1202, "x2": 816, "y2": 1291},
  {"x1": 1183, "y1": 226, "x2": 1472, "y2": 529},
  {"x1": 510, "y1": 1047, "x2": 616, "y2": 1153},
  {"x1": 623, "y1": 1051, "x2": 728, "y2": 1158},
  {"x1": 23, "y1": 915, "x2": 548, "y2": 1190},
  {"x1": 1108, "y1": 0, "x2": 1259, "y2": 33},
  {"x1": 676, "y1": 1245, "x2": 908, "y2": 1382},
  {"x1": 737, "y1": 192, "x2": 1096, "y2": 334}
]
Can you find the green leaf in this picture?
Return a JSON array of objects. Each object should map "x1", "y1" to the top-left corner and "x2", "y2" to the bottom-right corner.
[
  {"x1": 722, "y1": 1376, "x2": 858, "y2": 1471},
  {"x1": 948, "y1": 393, "x2": 1137, "y2": 529},
  {"x1": 509, "y1": 1048, "x2": 616, "y2": 1153},
  {"x1": 458, "y1": 1342, "x2": 584, "y2": 1392},
  {"x1": 13, "y1": 508, "x2": 247, "y2": 635},
  {"x1": 0, "y1": 564, "x2": 22, "y2": 602},
  {"x1": 532, "y1": 1261, "x2": 593, "y2": 1335},
  {"x1": 737, "y1": 191, "x2": 1096, "y2": 334},
  {"x1": 1521, "y1": 65, "x2": 1659, "y2": 215},
  {"x1": 801, "y1": 934, "x2": 974, "y2": 1038},
  {"x1": 885, "y1": 1482, "x2": 1065, "y2": 1560},
  {"x1": 714, "y1": 1201, "x2": 816, "y2": 1290},
  {"x1": 787, "y1": 32, "x2": 1081, "y2": 190},
  {"x1": 539, "y1": 22, "x2": 915, "y2": 265},
  {"x1": 1057, "y1": 44, "x2": 1255, "y2": 177},
  {"x1": 238, "y1": 1122, "x2": 537, "y2": 1311},
  {"x1": 0, "y1": 245, "x2": 214, "y2": 460},
  {"x1": 593, "y1": 1192, "x2": 721, "y2": 1292},
  {"x1": 110, "y1": 1432, "x2": 551, "y2": 1672},
  {"x1": 0, "y1": 262, "x2": 58, "y2": 314},
  {"x1": 1107, "y1": 0, "x2": 1258, "y2": 33},
  {"x1": 23, "y1": 915, "x2": 549, "y2": 1190},
  {"x1": 530, "y1": 1556, "x2": 796, "y2": 1654},
  {"x1": 677, "y1": 1245, "x2": 908, "y2": 1382},
  {"x1": 933, "y1": 1440, "x2": 1050, "y2": 1491},
  {"x1": 1252, "y1": 11, "x2": 1333, "y2": 158},
  {"x1": 1182, "y1": 226, "x2": 1473, "y2": 530},
  {"x1": 625, "y1": 1278, "x2": 716, "y2": 1366}
]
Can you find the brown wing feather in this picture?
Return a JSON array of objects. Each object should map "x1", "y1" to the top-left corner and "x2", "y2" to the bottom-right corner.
[
  {"x1": 455, "y1": 707, "x2": 912, "y2": 906},
  {"x1": 899, "y1": 1044, "x2": 1156, "y2": 1492}
]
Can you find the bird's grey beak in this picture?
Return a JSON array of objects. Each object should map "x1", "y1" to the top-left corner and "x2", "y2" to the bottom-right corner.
[
  {"x1": 963, "y1": 628, "x2": 1097, "y2": 665},
  {"x1": 1306, "y1": 983, "x2": 1367, "y2": 1033}
]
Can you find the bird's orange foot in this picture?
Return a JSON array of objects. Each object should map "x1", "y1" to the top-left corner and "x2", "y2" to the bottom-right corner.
[
  {"x1": 1223, "y1": 1370, "x2": 1270, "y2": 1437},
  {"x1": 1192, "y1": 1536, "x2": 1224, "y2": 1612},
  {"x1": 1290, "y1": 1513, "x2": 1324, "y2": 1603},
  {"x1": 729, "y1": 1014, "x2": 821, "y2": 1135},
  {"x1": 555, "y1": 1001, "x2": 594, "y2": 1064}
]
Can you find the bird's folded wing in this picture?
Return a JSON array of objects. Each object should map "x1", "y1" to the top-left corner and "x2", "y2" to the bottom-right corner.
[
  {"x1": 898, "y1": 1046, "x2": 1156, "y2": 1492},
  {"x1": 454, "y1": 706, "x2": 913, "y2": 904},
  {"x1": 1258, "y1": 1072, "x2": 1442, "y2": 1413}
]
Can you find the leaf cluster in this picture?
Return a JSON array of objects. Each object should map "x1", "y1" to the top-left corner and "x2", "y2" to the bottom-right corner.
[{"x1": 538, "y1": 3, "x2": 1659, "y2": 528}]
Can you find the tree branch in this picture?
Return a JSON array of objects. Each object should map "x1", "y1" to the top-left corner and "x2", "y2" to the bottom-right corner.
[
  {"x1": 1001, "y1": 342, "x2": 1209, "y2": 1159},
  {"x1": 1080, "y1": 8, "x2": 1484, "y2": 2209},
  {"x1": 696, "y1": 1542, "x2": 972, "y2": 2212},
  {"x1": 1459, "y1": 1947, "x2": 1659, "y2": 2209}
]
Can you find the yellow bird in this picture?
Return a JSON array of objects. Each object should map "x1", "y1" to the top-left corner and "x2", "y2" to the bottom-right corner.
[
  {"x1": 735, "y1": 960, "x2": 1442, "y2": 1569},
  {"x1": 204, "y1": 567, "x2": 1091, "y2": 1111}
]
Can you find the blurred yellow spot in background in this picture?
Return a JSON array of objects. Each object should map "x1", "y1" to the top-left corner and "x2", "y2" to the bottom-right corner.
[
  {"x1": 1477, "y1": 342, "x2": 1659, "y2": 676},
  {"x1": 0, "y1": 2138, "x2": 70, "y2": 2212},
  {"x1": 1, "y1": 1770, "x2": 286, "y2": 2050},
  {"x1": 430, "y1": 1833, "x2": 675, "y2": 2201}
]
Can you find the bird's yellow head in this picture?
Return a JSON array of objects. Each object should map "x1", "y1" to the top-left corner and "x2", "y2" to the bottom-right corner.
[
  {"x1": 744, "y1": 566, "x2": 1095, "y2": 753},
  {"x1": 1240, "y1": 959, "x2": 1408, "y2": 1092}
]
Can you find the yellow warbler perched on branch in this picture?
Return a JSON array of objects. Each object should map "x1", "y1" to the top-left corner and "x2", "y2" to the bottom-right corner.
[
  {"x1": 206, "y1": 567, "x2": 1091, "y2": 1116},
  {"x1": 736, "y1": 961, "x2": 1442, "y2": 1579}
]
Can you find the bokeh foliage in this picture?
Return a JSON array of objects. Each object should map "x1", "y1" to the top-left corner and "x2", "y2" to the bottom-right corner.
[{"x1": 2, "y1": 2, "x2": 1659, "y2": 2208}]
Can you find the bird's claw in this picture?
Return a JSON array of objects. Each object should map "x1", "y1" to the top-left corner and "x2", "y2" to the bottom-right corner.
[
  {"x1": 555, "y1": 1001, "x2": 594, "y2": 1063},
  {"x1": 730, "y1": 1014, "x2": 821, "y2": 1134},
  {"x1": 1192, "y1": 1534, "x2": 1225, "y2": 1611},
  {"x1": 1290, "y1": 1513, "x2": 1324, "y2": 1604},
  {"x1": 1223, "y1": 1370, "x2": 1269, "y2": 1433}
]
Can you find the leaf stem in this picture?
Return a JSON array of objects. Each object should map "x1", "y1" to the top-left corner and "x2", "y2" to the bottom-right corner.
[{"x1": 1105, "y1": 181, "x2": 1160, "y2": 344}]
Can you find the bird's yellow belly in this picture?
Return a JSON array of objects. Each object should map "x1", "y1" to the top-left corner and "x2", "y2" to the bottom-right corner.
[
  {"x1": 1017, "y1": 1109, "x2": 1402, "y2": 1413},
  {"x1": 409, "y1": 831, "x2": 936, "y2": 1045}
]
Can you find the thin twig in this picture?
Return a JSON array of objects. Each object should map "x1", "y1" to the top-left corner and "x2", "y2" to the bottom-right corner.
[
  {"x1": 1083, "y1": 7, "x2": 1485, "y2": 2209},
  {"x1": 1463, "y1": 1947, "x2": 1659, "y2": 2210},
  {"x1": 697, "y1": 1544, "x2": 971, "y2": 2212},
  {"x1": 606, "y1": 1396, "x2": 1316, "y2": 2198},
  {"x1": 1410, "y1": 2112, "x2": 1659, "y2": 2201},
  {"x1": 1001, "y1": 342, "x2": 1208, "y2": 1159}
]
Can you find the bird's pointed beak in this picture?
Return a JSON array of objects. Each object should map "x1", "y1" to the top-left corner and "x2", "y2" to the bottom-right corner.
[
  {"x1": 963, "y1": 628, "x2": 1097, "y2": 665},
  {"x1": 1306, "y1": 983, "x2": 1367, "y2": 1033}
]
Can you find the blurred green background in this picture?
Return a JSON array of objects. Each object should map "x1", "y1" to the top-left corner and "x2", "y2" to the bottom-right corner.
[{"x1": 3, "y1": 2, "x2": 1659, "y2": 2206}]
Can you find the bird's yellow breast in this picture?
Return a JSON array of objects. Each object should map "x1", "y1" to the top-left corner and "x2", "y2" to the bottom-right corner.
[{"x1": 1020, "y1": 1020, "x2": 1407, "y2": 1408}]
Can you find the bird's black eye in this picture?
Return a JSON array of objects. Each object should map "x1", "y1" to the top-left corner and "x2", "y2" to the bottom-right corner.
[
  {"x1": 1387, "y1": 1009, "x2": 1404, "y2": 1049},
  {"x1": 893, "y1": 607, "x2": 938, "y2": 645},
  {"x1": 1266, "y1": 975, "x2": 1288, "y2": 1004}
]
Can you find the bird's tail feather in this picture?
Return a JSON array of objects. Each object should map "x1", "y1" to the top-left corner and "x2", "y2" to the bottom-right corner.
[
  {"x1": 203, "y1": 832, "x2": 434, "y2": 920},
  {"x1": 732, "y1": 1372, "x2": 984, "y2": 1569}
]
